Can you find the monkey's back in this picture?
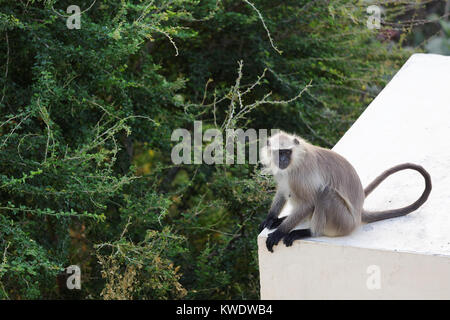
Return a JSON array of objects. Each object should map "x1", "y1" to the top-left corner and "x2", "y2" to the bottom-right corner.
[{"x1": 312, "y1": 146, "x2": 365, "y2": 214}]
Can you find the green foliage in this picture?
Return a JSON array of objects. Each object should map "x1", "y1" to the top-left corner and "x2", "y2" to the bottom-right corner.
[
  {"x1": 0, "y1": 0, "x2": 419, "y2": 299},
  {"x1": 426, "y1": 17, "x2": 450, "y2": 55},
  {"x1": 96, "y1": 226, "x2": 187, "y2": 299}
]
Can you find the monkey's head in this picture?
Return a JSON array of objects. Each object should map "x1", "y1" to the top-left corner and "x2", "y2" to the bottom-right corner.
[{"x1": 261, "y1": 131, "x2": 305, "y2": 173}]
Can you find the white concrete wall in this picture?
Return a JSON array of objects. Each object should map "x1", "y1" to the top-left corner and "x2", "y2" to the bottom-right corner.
[{"x1": 258, "y1": 54, "x2": 450, "y2": 300}]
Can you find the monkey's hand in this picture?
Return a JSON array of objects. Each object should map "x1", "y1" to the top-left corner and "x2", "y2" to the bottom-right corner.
[
  {"x1": 266, "y1": 229, "x2": 286, "y2": 252},
  {"x1": 259, "y1": 216, "x2": 287, "y2": 233}
]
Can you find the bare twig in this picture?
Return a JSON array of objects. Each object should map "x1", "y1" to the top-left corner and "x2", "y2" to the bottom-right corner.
[{"x1": 243, "y1": 0, "x2": 282, "y2": 55}]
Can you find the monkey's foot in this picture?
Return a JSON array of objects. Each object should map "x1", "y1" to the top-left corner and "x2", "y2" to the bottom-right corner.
[
  {"x1": 259, "y1": 216, "x2": 287, "y2": 232},
  {"x1": 266, "y1": 230, "x2": 286, "y2": 252},
  {"x1": 282, "y1": 229, "x2": 312, "y2": 247}
]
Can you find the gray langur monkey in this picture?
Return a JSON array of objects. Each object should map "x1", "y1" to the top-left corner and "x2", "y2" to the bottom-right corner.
[{"x1": 259, "y1": 131, "x2": 432, "y2": 252}]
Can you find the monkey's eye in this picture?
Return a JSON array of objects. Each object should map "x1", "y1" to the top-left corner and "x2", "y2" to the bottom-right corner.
[{"x1": 279, "y1": 149, "x2": 292, "y2": 156}]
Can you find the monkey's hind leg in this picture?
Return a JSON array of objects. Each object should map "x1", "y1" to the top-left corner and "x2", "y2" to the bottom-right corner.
[
  {"x1": 268, "y1": 216, "x2": 286, "y2": 229},
  {"x1": 311, "y1": 185, "x2": 357, "y2": 237}
]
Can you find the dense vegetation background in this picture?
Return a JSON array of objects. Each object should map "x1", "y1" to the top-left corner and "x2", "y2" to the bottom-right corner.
[{"x1": 0, "y1": 0, "x2": 448, "y2": 299}]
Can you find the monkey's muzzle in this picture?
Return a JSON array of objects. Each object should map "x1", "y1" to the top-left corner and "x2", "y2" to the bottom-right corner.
[{"x1": 277, "y1": 149, "x2": 292, "y2": 170}]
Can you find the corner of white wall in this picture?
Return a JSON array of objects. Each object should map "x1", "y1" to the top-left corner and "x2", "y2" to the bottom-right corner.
[{"x1": 258, "y1": 53, "x2": 450, "y2": 300}]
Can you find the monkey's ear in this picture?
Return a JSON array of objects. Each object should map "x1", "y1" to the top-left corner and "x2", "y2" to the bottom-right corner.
[{"x1": 293, "y1": 138, "x2": 300, "y2": 145}]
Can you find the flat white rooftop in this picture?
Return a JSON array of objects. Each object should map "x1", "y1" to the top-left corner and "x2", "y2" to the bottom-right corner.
[{"x1": 258, "y1": 54, "x2": 450, "y2": 299}]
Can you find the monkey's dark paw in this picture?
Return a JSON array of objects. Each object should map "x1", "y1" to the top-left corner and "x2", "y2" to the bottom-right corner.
[
  {"x1": 283, "y1": 229, "x2": 312, "y2": 247},
  {"x1": 258, "y1": 218, "x2": 273, "y2": 232},
  {"x1": 259, "y1": 216, "x2": 286, "y2": 232},
  {"x1": 283, "y1": 233, "x2": 296, "y2": 247},
  {"x1": 269, "y1": 216, "x2": 286, "y2": 229},
  {"x1": 266, "y1": 230, "x2": 286, "y2": 252},
  {"x1": 258, "y1": 219, "x2": 269, "y2": 233}
]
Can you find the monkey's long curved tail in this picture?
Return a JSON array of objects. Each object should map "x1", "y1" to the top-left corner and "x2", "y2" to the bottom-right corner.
[{"x1": 362, "y1": 163, "x2": 432, "y2": 223}]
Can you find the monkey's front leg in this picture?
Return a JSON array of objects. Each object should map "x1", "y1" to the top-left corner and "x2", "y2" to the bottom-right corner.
[
  {"x1": 266, "y1": 204, "x2": 313, "y2": 252},
  {"x1": 259, "y1": 191, "x2": 287, "y2": 232}
]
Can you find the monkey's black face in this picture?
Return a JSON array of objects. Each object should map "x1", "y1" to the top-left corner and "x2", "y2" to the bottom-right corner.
[{"x1": 276, "y1": 149, "x2": 292, "y2": 169}]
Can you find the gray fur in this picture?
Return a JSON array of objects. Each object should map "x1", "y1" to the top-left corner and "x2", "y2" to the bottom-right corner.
[
  {"x1": 261, "y1": 131, "x2": 432, "y2": 246},
  {"x1": 268, "y1": 190, "x2": 287, "y2": 219}
]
